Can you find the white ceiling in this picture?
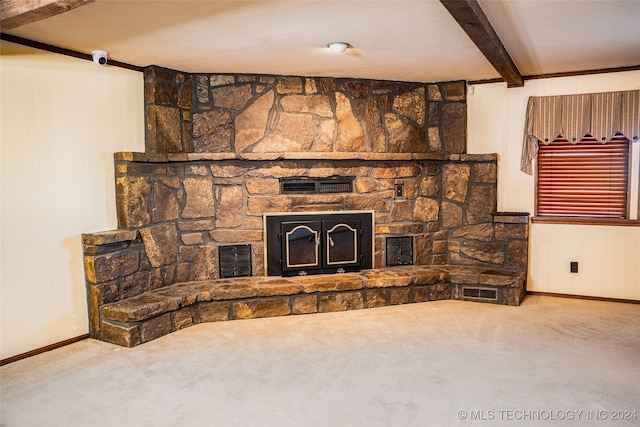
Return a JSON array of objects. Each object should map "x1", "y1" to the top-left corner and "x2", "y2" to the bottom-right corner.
[{"x1": 4, "y1": 0, "x2": 640, "y2": 83}]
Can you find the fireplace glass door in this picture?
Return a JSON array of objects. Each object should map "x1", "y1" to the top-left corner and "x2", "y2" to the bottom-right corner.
[
  {"x1": 265, "y1": 211, "x2": 373, "y2": 277},
  {"x1": 325, "y1": 220, "x2": 359, "y2": 266},
  {"x1": 282, "y1": 221, "x2": 320, "y2": 269},
  {"x1": 279, "y1": 218, "x2": 362, "y2": 275}
]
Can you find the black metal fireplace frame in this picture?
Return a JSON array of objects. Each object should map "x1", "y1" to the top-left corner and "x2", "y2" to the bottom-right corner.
[{"x1": 263, "y1": 211, "x2": 374, "y2": 277}]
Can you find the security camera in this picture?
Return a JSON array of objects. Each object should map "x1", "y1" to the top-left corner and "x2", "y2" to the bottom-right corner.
[{"x1": 91, "y1": 50, "x2": 108, "y2": 65}]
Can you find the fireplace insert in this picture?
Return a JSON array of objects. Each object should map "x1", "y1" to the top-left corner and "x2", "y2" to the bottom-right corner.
[{"x1": 264, "y1": 211, "x2": 374, "y2": 276}]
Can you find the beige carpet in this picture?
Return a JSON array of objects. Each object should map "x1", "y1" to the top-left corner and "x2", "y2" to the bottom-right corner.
[{"x1": 2, "y1": 295, "x2": 639, "y2": 427}]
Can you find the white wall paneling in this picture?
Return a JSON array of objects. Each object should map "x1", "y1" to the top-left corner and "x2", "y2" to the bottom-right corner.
[{"x1": 0, "y1": 40, "x2": 144, "y2": 359}]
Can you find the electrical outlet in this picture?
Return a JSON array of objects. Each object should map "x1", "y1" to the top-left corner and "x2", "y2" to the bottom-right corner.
[{"x1": 570, "y1": 261, "x2": 579, "y2": 273}]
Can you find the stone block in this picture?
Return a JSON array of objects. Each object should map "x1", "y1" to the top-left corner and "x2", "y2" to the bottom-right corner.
[
  {"x1": 336, "y1": 92, "x2": 365, "y2": 152},
  {"x1": 190, "y1": 246, "x2": 217, "y2": 281},
  {"x1": 363, "y1": 270, "x2": 413, "y2": 288},
  {"x1": 84, "y1": 250, "x2": 140, "y2": 284},
  {"x1": 392, "y1": 87, "x2": 425, "y2": 126},
  {"x1": 154, "y1": 286, "x2": 199, "y2": 306},
  {"x1": 246, "y1": 195, "x2": 293, "y2": 216},
  {"x1": 507, "y1": 240, "x2": 529, "y2": 270},
  {"x1": 122, "y1": 269, "x2": 163, "y2": 299},
  {"x1": 235, "y1": 90, "x2": 275, "y2": 152},
  {"x1": 234, "y1": 298, "x2": 291, "y2": 319},
  {"x1": 430, "y1": 284, "x2": 452, "y2": 301},
  {"x1": 215, "y1": 186, "x2": 243, "y2": 228},
  {"x1": 88, "y1": 282, "x2": 119, "y2": 337},
  {"x1": 256, "y1": 279, "x2": 301, "y2": 296},
  {"x1": 245, "y1": 178, "x2": 280, "y2": 195},
  {"x1": 318, "y1": 292, "x2": 364, "y2": 312},
  {"x1": 176, "y1": 263, "x2": 191, "y2": 282},
  {"x1": 174, "y1": 307, "x2": 194, "y2": 330},
  {"x1": 101, "y1": 293, "x2": 179, "y2": 322},
  {"x1": 178, "y1": 78, "x2": 193, "y2": 109},
  {"x1": 442, "y1": 163, "x2": 470, "y2": 202},
  {"x1": 209, "y1": 230, "x2": 263, "y2": 243},
  {"x1": 389, "y1": 288, "x2": 410, "y2": 305},
  {"x1": 192, "y1": 110, "x2": 233, "y2": 153},
  {"x1": 495, "y1": 223, "x2": 528, "y2": 240},
  {"x1": 140, "y1": 313, "x2": 173, "y2": 343},
  {"x1": 182, "y1": 177, "x2": 215, "y2": 218},
  {"x1": 146, "y1": 105, "x2": 182, "y2": 153},
  {"x1": 116, "y1": 176, "x2": 151, "y2": 228},
  {"x1": 292, "y1": 295, "x2": 318, "y2": 314},
  {"x1": 365, "y1": 97, "x2": 386, "y2": 152},
  {"x1": 212, "y1": 84, "x2": 253, "y2": 110},
  {"x1": 391, "y1": 200, "x2": 413, "y2": 221},
  {"x1": 366, "y1": 289, "x2": 387, "y2": 308},
  {"x1": 276, "y1": 77, "x2": 303, "y2": 94},
  {"x1": 414, "y1": 234, "x2": 433, "y2": 265},
  {"x1": 299, "y1": 274, "x2": 363, "y2": 293},
  {"x1": 281, "y1": 94, "x2": 333, "y2": 117},
  {"x1": 101, "y1": 321, "x2": 141, "y2": 348},
  {"x1": 441, "y1": 102, "x2": 466, "y2": 154},
  {"x1": 140, "y1": 223, "x2": 178, "y2": 267},
  {"x1": 385, "y1": 113, "x2": 427, "y2": 153},
  {"x1": 181, "y1": 232, "x2": 203, "y2": 245},
  {"x1": 375, "y1": 164, "x2": 422, "y2": 179},
  {"x1": 466, "y1": 185, "x2": 496, "y2": 225},
  {"x1": 414, "y1": 197, "x2": 439, "y2": 222},
  {"x1": 453, "y1": 223, "x2": 494, "y2": 241},
  {"x1": 152, "y1": 183, "x2": 180, "y2": 222},
  {"x1": 427, "y1": 84, "x2": 442, "y2": 101},
  {"x1": 475, "y1": 163, "x2": 497, "y2": 184},
  {"x1": 413, "y1": 287, "x2": 429, "y2": 302},
  {"x1": 145, "y1": 79, "x2": 177, "y2": 105},
  {"x1": 411, "y1": 267, "x2": 448, "y2": 285},
  {"x1": 198, "y1": 302, "x2": 230, "y2": 322},
  {"x1": 461, "y1": 242, "x2": 505, "y2": 264},
  {"x1": 441, "y1": 82, "x2": 466, "y2": 101},
  {"x1": 478, "y1": 271, "x2": 520, "y2": 287},
  {"x1": 212, "y1": 282, "x2": 258, "y2": 300},
  {"x1": 441, "y1": 201, "x2": 463, "y2": 228},
  {"x1": 82, "y1": 230, "x2": 137, "y2": 246}
]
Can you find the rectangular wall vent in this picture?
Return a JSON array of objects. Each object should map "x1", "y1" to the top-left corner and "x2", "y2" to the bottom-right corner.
[
  {"x1": 386, "y1": 236, "x2": 414, "y2": 266},
  {"x1": 281, "y1": 177, "x2": 353, "y2": 194},
  {"x1": 219, "y1": 244, "x2": 252, "y2": 278},
  {"x1": 462, "y1": 287, "x2": 498, "y2": 301}
]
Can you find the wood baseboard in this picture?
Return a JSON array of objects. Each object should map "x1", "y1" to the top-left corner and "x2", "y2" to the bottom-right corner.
[
  {"x1": 527, "y1": 291, "x2": 640, "y2": 305},
  {"x1": 1, "y1": 334, "x2": 90, "y2": 367}
]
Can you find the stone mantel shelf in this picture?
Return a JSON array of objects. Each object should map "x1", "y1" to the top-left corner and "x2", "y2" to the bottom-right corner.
[{"x1": 115, "y1": 152, "x2": 497, "y2": 163}]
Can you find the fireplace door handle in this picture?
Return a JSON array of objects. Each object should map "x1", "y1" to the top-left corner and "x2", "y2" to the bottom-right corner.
[{"x1": 328, "y1": 236, "x2": 334, "y2": 247}]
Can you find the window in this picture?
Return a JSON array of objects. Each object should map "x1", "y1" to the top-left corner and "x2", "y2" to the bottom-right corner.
[
  {"x1": 536, "y1": 135, "x2": 630, "y2": 218},
  {"x1": 522, "y1": 90, "x2": 639, "y2": 223}
]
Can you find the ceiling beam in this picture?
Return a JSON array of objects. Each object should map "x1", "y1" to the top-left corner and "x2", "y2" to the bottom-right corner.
[
  {"x1": 440, "y1": 0, "x2": 524, "y2": 88},
  {"x1": 0, "y1": 0, "x2": 94, "y2": 30}
]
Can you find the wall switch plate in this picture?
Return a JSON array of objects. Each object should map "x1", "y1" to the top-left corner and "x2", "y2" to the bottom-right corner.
[
  {"x1": 570, "y1": 261, "x2": 579, "y2": 273},
  {"x1": 394, "y1": 183, "x2": 404, "y2": 199}
]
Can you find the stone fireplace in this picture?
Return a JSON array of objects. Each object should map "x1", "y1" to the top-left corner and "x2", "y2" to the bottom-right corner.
[{"x1": 82, "y1": 67, "x2": 529, "y2": 346}]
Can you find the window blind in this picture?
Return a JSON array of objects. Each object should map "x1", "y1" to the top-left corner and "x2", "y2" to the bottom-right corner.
[{"x1": 536, "y1": 137, "x2": 629, "y2": 218}]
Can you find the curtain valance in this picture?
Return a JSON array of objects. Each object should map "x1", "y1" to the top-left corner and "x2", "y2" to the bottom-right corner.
[{"x1": 520, "y1": 90, "x2": 640, "y2": 174}]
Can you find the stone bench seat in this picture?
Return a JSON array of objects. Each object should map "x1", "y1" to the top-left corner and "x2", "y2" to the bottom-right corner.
[{"x1": 98, "y1": 265, "x2": 526, "y2": 347}]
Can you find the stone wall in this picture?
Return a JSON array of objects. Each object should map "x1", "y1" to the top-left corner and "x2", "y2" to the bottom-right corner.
[{"x1": 144, "y1": 66, "x2": 467, "y2": 155}]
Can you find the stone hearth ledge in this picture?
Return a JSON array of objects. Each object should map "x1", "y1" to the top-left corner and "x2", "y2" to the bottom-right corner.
[
  {"x1": 98, "y1": 265, "x2": 526, "y2": 347},
  {"x1": 114, "y1": 152, "x2": 497, "y2": 163}
]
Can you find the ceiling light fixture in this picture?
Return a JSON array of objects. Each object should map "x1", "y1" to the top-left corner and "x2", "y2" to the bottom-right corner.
[{"x1": 328, "y1": 42, "x2": 350, "y2": 53}]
